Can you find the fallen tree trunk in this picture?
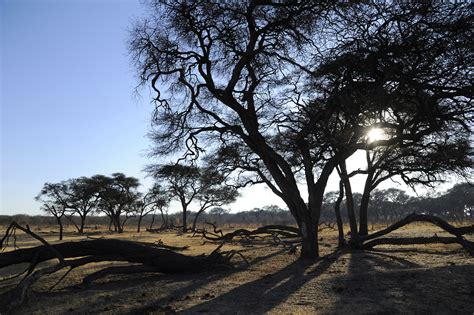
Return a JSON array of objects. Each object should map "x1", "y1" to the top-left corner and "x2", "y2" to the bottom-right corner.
[
  {"x1": 0, "y1": 239, "x2": 228, "y2": 274},
  {"x1": 359, "y1": 213, "x2": 474, "y2": 255},
  {"x1": 196, "y1": 224, "x2": 301, "y2": 242},
  {"x1": 360, "y1": 213, "x2": 474, "y2": 242},
  {"x1": 0, "y1": 221, "x2": 242, "y2": 310}
]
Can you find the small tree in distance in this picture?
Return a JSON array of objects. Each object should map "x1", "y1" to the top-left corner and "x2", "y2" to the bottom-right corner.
[
  {"x1": 35, "y1": 183, "x2": 69, "y2": 240},
  {"x1": 92, "y1": 173, "x2": 141, "y2": 233},
  {"x1": 147, "y1": 163, "x2": 239, "y2": 232},
  {"x1": 134, "y1": 183, "x2": 170, "y2": 232},
  {"x1": 65, "y1": 177, "x2": 100, "y2": 233}
]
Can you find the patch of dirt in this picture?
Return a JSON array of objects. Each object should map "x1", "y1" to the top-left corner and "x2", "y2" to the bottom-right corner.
[{"x1": 0, "y1": 225, "x2": 473, "y2": 314}]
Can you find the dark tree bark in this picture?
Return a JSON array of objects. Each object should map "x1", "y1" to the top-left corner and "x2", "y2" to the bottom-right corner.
[
  {"x1": 149, "y1": 212, "x2": 157, "y2": 230},
  {"x1": 335, "y1": 180, "x2": 345, "y2": 247},
  {"x1": 358, "y1": 170, "x2": 374, "y2": 236},
  {"x1": 78, "y1": 214, "x2": 86, "y2": 233},
  {"x1": 191, "y1": 209, "x2": 205, "y2": 232},
  {"x1": 338, "y1": 162, "x2": 359, "y2": 245},
  {"x1": 181, "y1": 204, "x2": 188, "y2": 233},
  {"x1": 197, "y1": 224, "x2": 300, "y2": 242},
  {"x1": 137, "y1": 215, "x2": 143, "y2": 233},
  {"x1": 56, "y1": 217, "x2": 63, "y2": 241},
  {"x1": 0, "y1": 239, "x2": 230, "y2": 273}
]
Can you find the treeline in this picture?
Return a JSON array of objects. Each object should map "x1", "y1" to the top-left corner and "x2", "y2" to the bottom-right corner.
[
  {"x1": 3, "y1": 182, "x2": 472, "y2": 237},
  {"x1": 321, "y1": 183, "x2": 473, "y2": 227},
  {"x1": 0, "y1": 205, "x2": 294, "y2": 231},
  {"x1": 26, "y1": 168, "x2": 238, "y2": 239}
]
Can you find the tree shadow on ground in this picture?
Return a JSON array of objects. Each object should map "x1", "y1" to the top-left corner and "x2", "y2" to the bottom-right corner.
[
  {"x1": 175, "y1": 250, "x2": 343, "y2": 314},
  {"x1": 326, "y1": 249, "x2": 474, "y2": 314},
  {"x1": 126, "y1": 247, "x2": 290, "y2": 314},
  {"x1": 367, "y1": 247, "x2": 464, "y2": 256}
]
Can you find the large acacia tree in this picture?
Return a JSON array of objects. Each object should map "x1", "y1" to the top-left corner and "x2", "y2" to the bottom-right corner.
[{"x1": 130, "y1": 1, "x2": 473, "y2": 258}]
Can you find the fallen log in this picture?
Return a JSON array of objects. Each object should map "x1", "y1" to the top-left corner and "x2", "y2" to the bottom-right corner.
[
  {"x1": 359, "y1": 213, "x2": 474, "y2": 255},
  {"x1": 196, "y1": 224, "x2": 301, "y2": 242},
  {"x1": 360, "y1": 213, "x2": 474, "y2": 242},
  {"x1": 0, "y1": 239, "x2": 230, "y2": 274},
  {"x1": 0, "y1": 221, "x2": 242, "y2": 309}
]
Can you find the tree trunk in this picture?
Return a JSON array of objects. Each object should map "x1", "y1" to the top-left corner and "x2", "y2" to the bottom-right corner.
[
  {"x1": 299, "y1": 218, "x2": 319, "y2": 259},
  {"x1": 149, "y1": 212, "x2": 156, "y2": 230},
  {"x1": 335, "y1": 180, "x2": 345, "y2": 247},
  {"x1": 137, "y1": 215, "x2": 143, "y2": 233},
  {"x1": 182, "y1": 206, "x2": 187, "y2": 233},
  {"x1": 339, "y1": 162, "x2": 359, "y2": 245},
  {"x1": 160, "y1": 209, "x2": 167, "y2": 227},
  {"x1": 358, "y1": 183, "x2": 372, "y2": 236},
  {"x1": 192, "y1": 209, "x2": 205, "y2": 232},
  {"x1": 359, "y1": 151, "x2": 374, "y2": 237},
  {"x1": 116, "y1": 215, "x2": 124, "y2": 233},
  {"x1": 56, "y1": 217, "x2": 63, "y2": 241},
  {"x1": 79, "y1": 215, "x2": 85, "y2": 234},
  {"x1": 0, "y1": 239, "x2": 233, "y2": 274}
]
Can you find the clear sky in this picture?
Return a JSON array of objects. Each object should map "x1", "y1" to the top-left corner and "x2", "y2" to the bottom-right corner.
[
  {"x1": 0, "y1": 0, "x2": 451, "y2": 216},
  {"x1": 1, "y1": 0, "x2": 155, "y2": 215}
]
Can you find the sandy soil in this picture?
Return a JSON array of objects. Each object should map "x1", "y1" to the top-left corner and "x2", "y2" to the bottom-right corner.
[{"x1": 0, "y1": 224, "x2": 473, "y2": 314}]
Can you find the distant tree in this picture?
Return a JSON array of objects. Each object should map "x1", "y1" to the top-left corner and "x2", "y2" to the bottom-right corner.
[
  {"x1": 444, "y1": 183, "x2": 474, "y2": 220},
  {"x1": 134, "y1": 184, "x2": 169, "y2": 232},
  {"x1": 412, "y1": 183, "x2": 474, "y2": 222},
  {"x1": 191, "y1": 169, "x2": 239, "y2": 231},
  {"x1": 209, "y1": 207, "x2": 230, "y2": 216},
  {"x1": 92, "y1": 173, "x2": 141, "y2": 233},
  {"x1": 35, "y1": 183, "x2": 69, "y2": 240},
  {"x1": 35, "y1": 177, "x2": 101, "y2": 234},
  {"x1": 148, "y1": 164, "x2": 239, "y2": 232},
  {"x1": 64, "y1": 177, "x2": 101, "y2": 233}
]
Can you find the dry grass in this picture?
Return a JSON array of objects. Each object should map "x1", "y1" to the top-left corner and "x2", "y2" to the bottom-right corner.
[{"x1": 0, "y1": 223, "x2": 473, "y2": 314}]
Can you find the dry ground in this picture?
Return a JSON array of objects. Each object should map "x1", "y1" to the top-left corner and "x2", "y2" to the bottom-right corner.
[{"x1": 0, "y1": 224, "x2": 473, "y2": 314}]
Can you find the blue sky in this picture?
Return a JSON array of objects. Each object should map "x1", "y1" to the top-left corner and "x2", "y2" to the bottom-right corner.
[{"x1": 1, "y1": 0, "x2": 155, "y2": 215}]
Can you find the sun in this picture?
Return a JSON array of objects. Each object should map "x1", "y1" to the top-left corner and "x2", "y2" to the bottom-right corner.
[{"x1": 367, "y1": 128, "x2": 385, "y2": 143}]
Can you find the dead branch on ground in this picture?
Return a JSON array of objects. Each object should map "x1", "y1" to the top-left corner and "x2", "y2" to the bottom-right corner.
[
  {"x1": 0, "y1": 221, "x2": 245, "y2": 310},
  {"x1": 194, "y1": 224, "x2": 301, "y2": 242}
]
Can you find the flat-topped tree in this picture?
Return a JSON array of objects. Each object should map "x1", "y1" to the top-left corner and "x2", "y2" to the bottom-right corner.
[
  {"x1": 133, "y1": 183, "x2": 170, "y2": 233},
  {"x1": 65, "y1": 177, "x2": 101, "y2": 233},
  {"x1": 92, "y1": 173, "x2": 140, "y2": 233},
  {"x1": 147, "y1": 163, "x2": 238, "y2": 232},
  {"x1": 130, "y1": 1, "x2": 472, "y2": 258},
  {"x1": 35, "y1": 183, "x2": 69, "y2": 240},
  {"x1": 35, "y1": 178, "x2": 101, "y2": 234}
]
